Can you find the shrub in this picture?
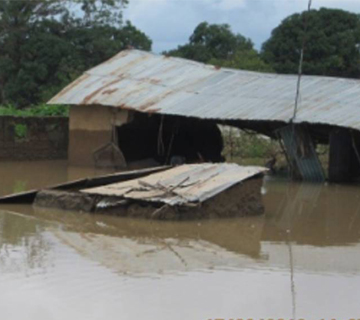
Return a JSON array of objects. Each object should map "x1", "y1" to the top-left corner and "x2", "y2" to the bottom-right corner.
[{"x1": 0, "y1": 104, "x2": 69, "y2": 117}]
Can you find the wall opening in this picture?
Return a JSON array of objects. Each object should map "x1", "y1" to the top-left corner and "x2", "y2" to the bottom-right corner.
[{"x1": 117, "y1": 112, "x2": 225, "y2": 166}]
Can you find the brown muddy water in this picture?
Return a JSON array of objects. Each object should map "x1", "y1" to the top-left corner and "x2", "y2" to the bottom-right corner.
[{"x1": 0, "y1": 161, "x2": 360, "y2": 319}]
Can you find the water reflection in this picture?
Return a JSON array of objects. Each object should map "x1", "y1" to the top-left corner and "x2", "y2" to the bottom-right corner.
[
  {"x1": 0, "y1": 160, "x2": 114, "y2": 196},
  {"x1": 1, "y1": 206, "x2": 266, "y2": 275},
  {"x1": 264, "y1": 179, "x2": 360, "y2": 246},
  {"x1": 0, "y1": 211, "x2": 52, "y2": 275},
  {"x1": 1, "y1": 178, "x2": 360, "y2": 277},
  {"x1": 1, "y1": 168, "x2": 360, "y2": 318}
]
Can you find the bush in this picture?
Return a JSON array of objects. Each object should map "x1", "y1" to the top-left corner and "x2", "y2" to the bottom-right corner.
[
  {"x1": 14, "y1": 124, "x2": 28, "y2": 140},
  {"x1": 0, "y1": 104, "x2": 69, "y2": 117},
  {"x1": 222, "y1": 127, "x2": 280, "y2": 159}
]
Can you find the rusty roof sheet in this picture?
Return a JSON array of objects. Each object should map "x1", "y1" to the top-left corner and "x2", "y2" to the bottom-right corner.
[
  {"x1": 81, "y1": 163, "x2": 266, "y2": 206},
  {"x1": 49, "y1": 49, "x2": 360, "y2": 131}
]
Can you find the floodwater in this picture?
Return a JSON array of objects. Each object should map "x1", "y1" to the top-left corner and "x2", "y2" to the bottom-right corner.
[{"x1": 0, "y1": 161, "x2": 360, "y2": 319}]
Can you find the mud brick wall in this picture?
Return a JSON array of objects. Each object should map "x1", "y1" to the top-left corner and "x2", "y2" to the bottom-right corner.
[{"x1": 0, "y1": 116, "x2": 69, "y2": 160}]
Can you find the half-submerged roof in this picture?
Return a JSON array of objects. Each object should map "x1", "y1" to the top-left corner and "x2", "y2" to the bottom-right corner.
[
  {"x1": 82, "y1": 163, "x2": 266, "y2": 206},
  {"x1": 49, "y1": 49, "x2": 360, "y2": 131}
]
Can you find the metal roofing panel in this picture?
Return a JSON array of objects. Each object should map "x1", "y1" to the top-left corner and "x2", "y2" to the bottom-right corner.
[
  {"x1": 49, "y1": 49, "x2": 360, "y2": 131},
  {"x1": 81, "y1": 163, "x2": 266, "y2": 206}
]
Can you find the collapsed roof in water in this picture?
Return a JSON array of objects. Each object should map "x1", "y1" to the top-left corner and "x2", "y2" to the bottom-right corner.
[
  {"x1": 82, "y1": 163, "x2": 266, "y2": 206},
  {"x1": 49, "y1": 49, "x2": 360, "y2": 133}
]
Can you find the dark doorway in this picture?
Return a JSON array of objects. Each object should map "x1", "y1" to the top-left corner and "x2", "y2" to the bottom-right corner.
[{"x1": 117, "y1": 112, "x2": 225, "y2": 165}]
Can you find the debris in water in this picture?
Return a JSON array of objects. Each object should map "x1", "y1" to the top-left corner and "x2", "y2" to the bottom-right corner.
[{"x1": 32, "y1": 163, "x2": 267, "y2": 220}]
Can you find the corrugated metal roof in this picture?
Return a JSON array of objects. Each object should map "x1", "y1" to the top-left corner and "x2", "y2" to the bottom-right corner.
[
  {"x1": 49, "y1": 49, "x2": 360, "y2": 131},
  {"x1": 81, "y1": 163, "x2": 266, "y2": 206},
  {"x1": 278, "y1": 125, "x2": 325, "y2": 182}
]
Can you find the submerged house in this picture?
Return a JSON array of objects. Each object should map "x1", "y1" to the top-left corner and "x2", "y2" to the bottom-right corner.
[{"x1": 49, "y1": 49, "x2": 360, "y2": 182}]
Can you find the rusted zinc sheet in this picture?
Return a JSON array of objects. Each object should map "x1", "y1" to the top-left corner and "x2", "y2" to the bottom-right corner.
[
  {"x1": 82, "y1": 163, "x2": 266, "y2": 206},
  {"x1": 49, "y1": 49, "x2": 360, "y2": 131}
]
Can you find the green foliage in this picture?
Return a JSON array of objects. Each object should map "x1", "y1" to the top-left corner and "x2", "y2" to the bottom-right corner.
[
  {"x1": 27, "y1": 104, "x2": 69, "y2": 117},
  {"x1": 0, "y1": 104, "x2": 69, "y2": 117},
  {"x1": 262, "y1": 8, "x2": 360, "y2": 78},
  {"x1": 13, "y1": 180, "x2": 28, "y2": 193},
  {"x1": 165, "y1": 22, "x2": 272, "y2": 72},
  {"x1": 75, "y1": 0, "x2": 129, "y2": 26},
  {"x1": 0, "y1": 0, "x2": 151, "y2": 107},
  {"x1": 209, "y1": 50, "x2": 274, "y2": 72},
  {"x1": 14, "y1": 124, "x2": 27, "y2": 140},
  {"x1": 222, "y1": 129, "x2": 280, "y2": 159},
  {"x1": 0, "y1": 0, "x2": 128, "y2": 28}
]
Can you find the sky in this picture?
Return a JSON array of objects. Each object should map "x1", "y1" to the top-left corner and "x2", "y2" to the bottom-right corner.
[{"x1": 124, "y1": 0, "x2": 360, "y2": 53}]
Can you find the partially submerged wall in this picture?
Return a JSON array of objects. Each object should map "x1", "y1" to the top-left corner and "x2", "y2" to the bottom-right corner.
[
  {"x1": 69, "y1": 105, "x2": 129, "y2": 166},
  {"x1": 0, "y1": 116, "x2": 68, "y2": 160},
  {"x1": 34, "y1": 176, "x2": 264, "y2": 220}
]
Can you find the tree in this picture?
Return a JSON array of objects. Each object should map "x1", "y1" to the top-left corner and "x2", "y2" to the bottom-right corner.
[
  {"x1": 76, "y1": 0, "x2": 128, "y2": 26},
  {"x1": 0, "y1": 0, "x2": 128, "y2": 28},
  {"x1": 209, "y1": 50, "x2": 273, "y2": 72},
  {"x1": 165, "y1": 22, "x2": 272, "y2": 72},
  {"x1": 0, "y1": 0, "x2": 151, "y2": 107},
  {"x1": 261, "y1": 8, "x2": 360, "y2": 78}
]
